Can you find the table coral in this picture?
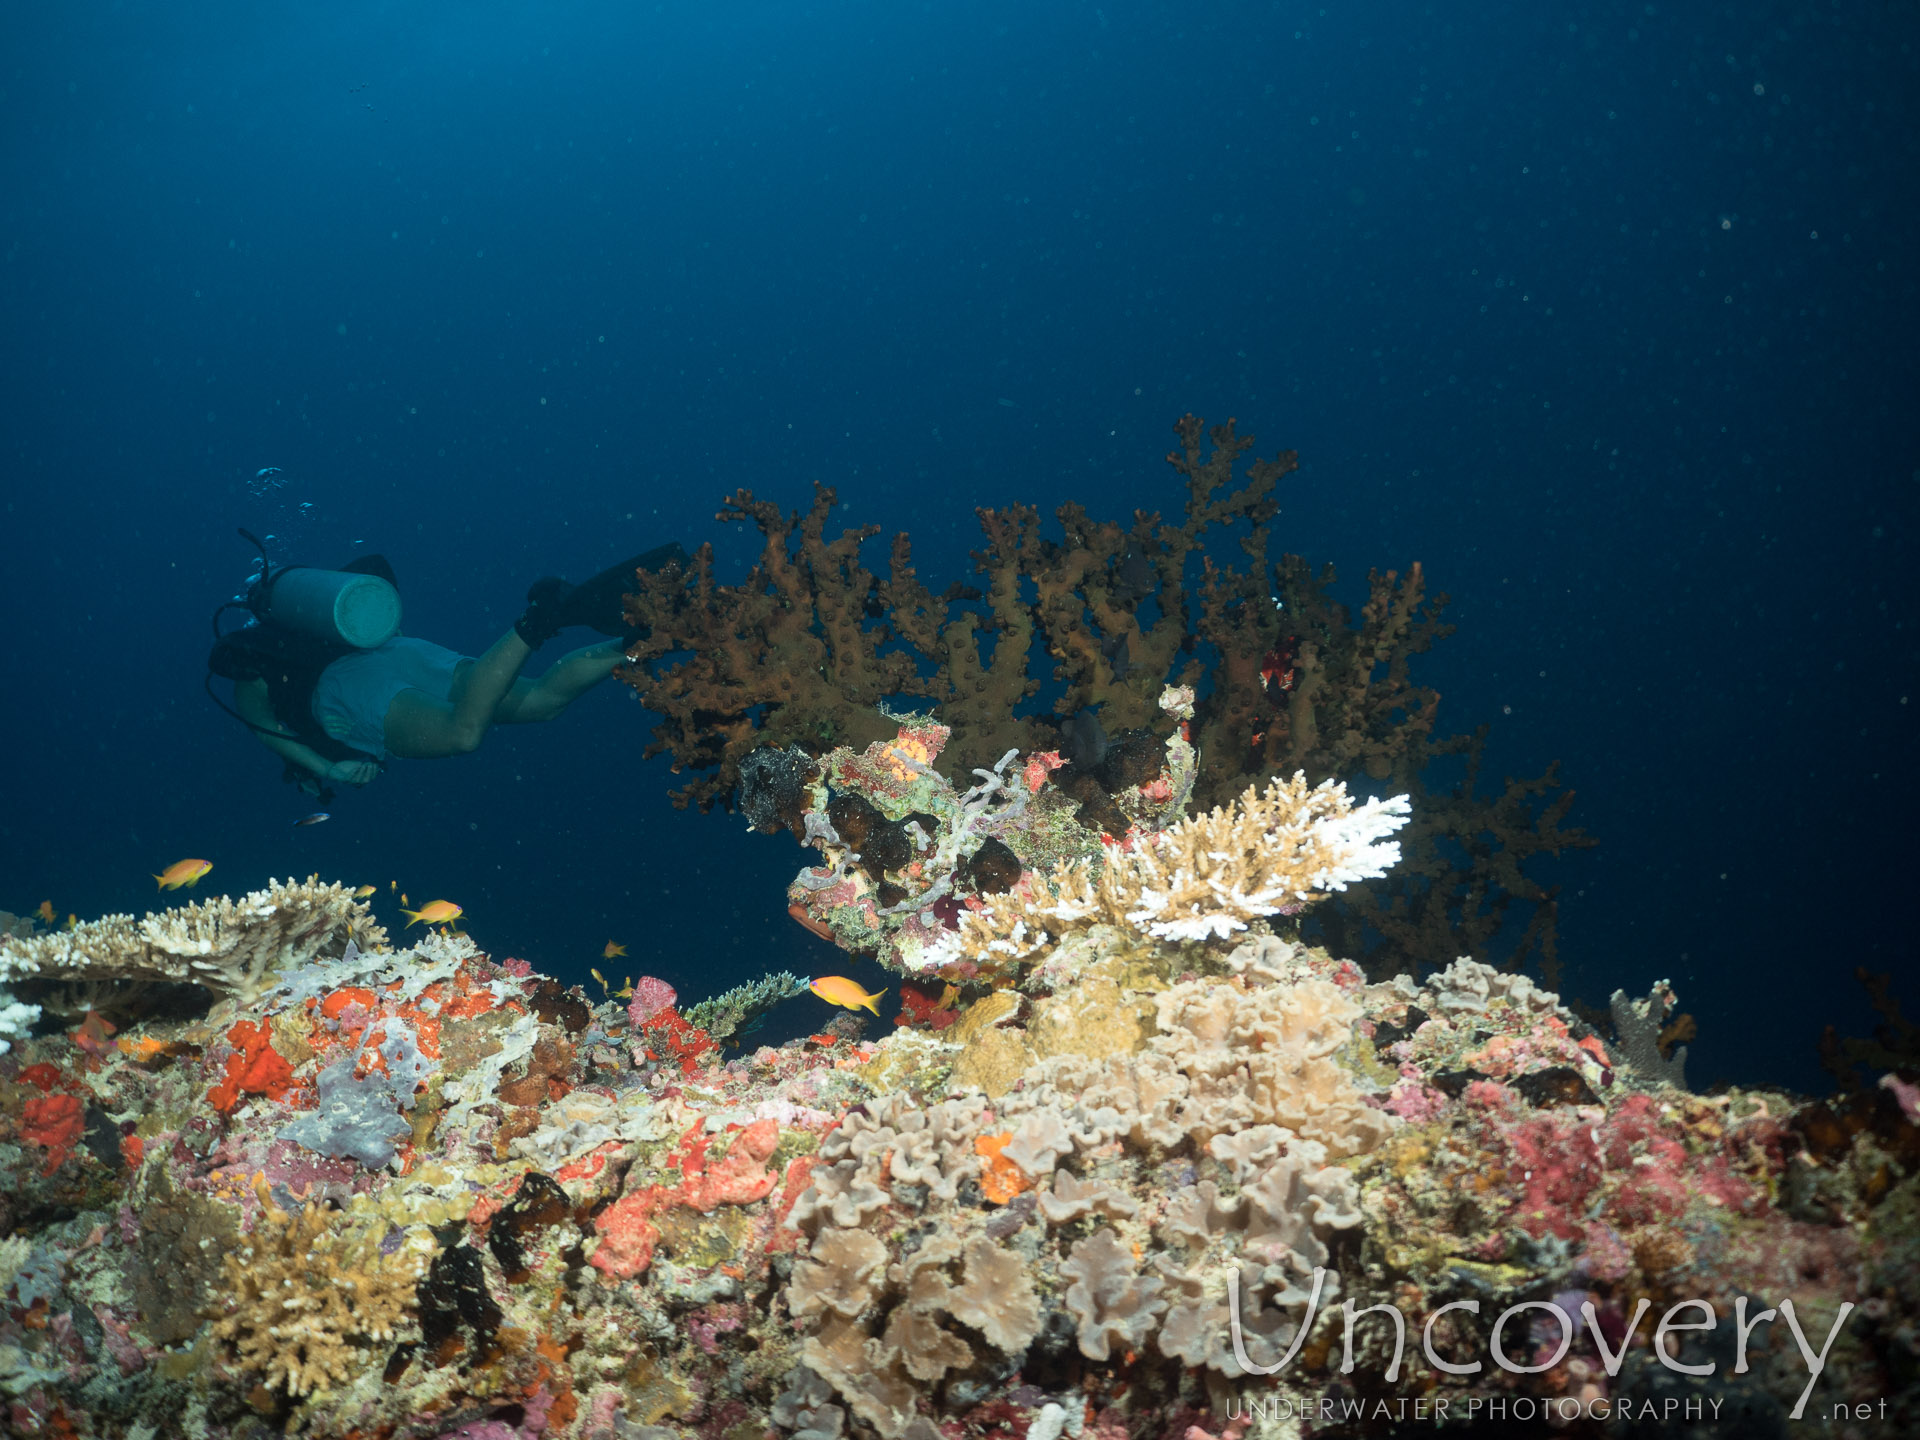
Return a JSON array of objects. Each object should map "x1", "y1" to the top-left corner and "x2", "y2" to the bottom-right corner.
[
  {"x1": 918, "y1": 762, "x2": 1410, "y2": 980},
  {"x1": 0, "y1": 877, "x2": 384, "y2": 1006}
]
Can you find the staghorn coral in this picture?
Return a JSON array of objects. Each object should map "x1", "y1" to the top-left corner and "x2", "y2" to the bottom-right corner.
[
  {"x1": 914, "y1": 767, "x2": 1408, "y2": 980},
  {"x1": 0, "y1": 876, "x2": 384, "y2": 1006},
  {"x1": 684, "y1": 971, "x2": 810, "y2": 1044},
  {"x1": 206, "y1": 1199, "x2": 428, "y2": 1399}
]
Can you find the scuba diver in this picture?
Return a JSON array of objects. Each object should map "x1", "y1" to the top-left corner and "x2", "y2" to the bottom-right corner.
[{"x1": 207, "y1": 533, "x2": 685, "y2": 801}]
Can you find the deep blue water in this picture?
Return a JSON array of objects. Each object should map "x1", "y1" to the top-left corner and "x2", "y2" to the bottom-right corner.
[{"x1": 2, "y1": 1, "x2": 1913, "y2": 1095}]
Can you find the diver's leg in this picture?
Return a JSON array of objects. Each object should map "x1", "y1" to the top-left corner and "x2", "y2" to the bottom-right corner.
[
  {"x1": 491, "y1": 639, "x2": 625, "y2": 724},
  {"x1": 383, "y1": 630, "x2": 534, "y2": 757}
]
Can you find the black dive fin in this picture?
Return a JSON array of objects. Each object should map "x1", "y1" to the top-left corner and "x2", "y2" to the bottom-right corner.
[{"x1": 560, "y1": 545, "x2": 686, "y2": 636}]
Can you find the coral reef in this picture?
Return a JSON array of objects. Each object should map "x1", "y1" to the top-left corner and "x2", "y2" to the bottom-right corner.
[
  {"x1": 0, "y1": 732, "x2": 1911, "y2": 1438},
  {"x1": 619, "y1": 416, "x2": 1592, "y2": 982}
]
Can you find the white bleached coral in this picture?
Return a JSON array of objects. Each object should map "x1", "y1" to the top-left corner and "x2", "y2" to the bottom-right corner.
[
  {"x1": 918, "y1": 773, "x2": 1408, "y2": 975},
  {"x1": 0, "y1": 996, "x2": 39, "y2": 1055}
]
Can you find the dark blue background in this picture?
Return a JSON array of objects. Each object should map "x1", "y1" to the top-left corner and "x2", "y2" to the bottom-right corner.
[{"x1": 3, "y1": 1, "x2": 1913, "y2": 1093}]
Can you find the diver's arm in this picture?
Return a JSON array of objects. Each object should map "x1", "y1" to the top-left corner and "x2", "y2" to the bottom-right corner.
[{"x1": 232, "y1": 678, "x2": 342, "y2": 778}]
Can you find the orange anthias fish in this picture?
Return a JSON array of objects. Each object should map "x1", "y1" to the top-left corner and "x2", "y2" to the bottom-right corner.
[
  {"x1": 603, "y1": 941, "x2": 627, "y2": 960},
  {"x1": 35, "y1": 900, "x2": 55, "y2": 924},
  {"x1": 352, "y1": 885, "x2": 378, "y2": 899},
  {"x1": 401, "y1": 899, "x2": 463, "y2": 928},
  {"x1": 154, "y1": 858, "x2": 213, "y2": 891},
  {"x1": 809, "y1": 975, "x2": 885, "y2": 1015}
]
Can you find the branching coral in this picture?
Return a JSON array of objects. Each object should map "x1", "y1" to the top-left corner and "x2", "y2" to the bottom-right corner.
[
  {"x1": 685, "y1": 971, "x2": 811, "y2": 1044},
  {"x1": 206, "y1": 1200, "x2": 427, "y2": 1399},
  {"x1": 617, "y1": 420, "x2": 1288, "y2": 814},
  {"x1": 621, "y1": 415, "x2": 1589, "y2": 981},
  {"x1": 0, "y1": 877, "x2": 384, "y2": 1006},
  {"x1": 914, "y1": 768, "x2": 1408, "y2": 979}
]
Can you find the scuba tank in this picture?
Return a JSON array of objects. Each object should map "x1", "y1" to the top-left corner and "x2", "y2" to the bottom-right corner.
[
  {"x1": 255, "y1": 561, "x2": 401, "y2": 648},
  {"x1": 211, "y1": 529, "x2": 401, "y2": 651}
]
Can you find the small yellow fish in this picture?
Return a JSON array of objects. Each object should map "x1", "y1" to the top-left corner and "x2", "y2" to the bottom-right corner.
[
  {"x1": 809, "y1": 975, "x2": 885, "y2": 1016},
  {"x1": 390, "y1": 880, "x2": 398, "y2": 892},
  {"x1": 64, "y1": 914, "x2": 76, "y2": 930},
  {"x1": 353, "y1": 884, "x2": 378, "y2": 899},
  {"x1": 36, "y1": 900, "x2": 54, "y2": 924},
  {"x1": 154, "y1": 858, "x2": 213, "y2": 891},
  {"x1": 603, "y1": 940, "x2": 627, "y2": 960},
  {"x1": 401, "y1": 899, "x2": 463, "y2": 928}
]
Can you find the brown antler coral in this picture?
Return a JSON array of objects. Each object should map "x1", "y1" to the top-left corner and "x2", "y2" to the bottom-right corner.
[{"x1": 620, "y1": 416, "x2": 1591, "y2": 980}]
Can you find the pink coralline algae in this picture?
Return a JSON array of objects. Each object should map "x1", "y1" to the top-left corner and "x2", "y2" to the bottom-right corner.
[
  {"x1": 1472, "y1": 1086, "x2": 1763, "y2": 1245},
  {"x1": 626, "y1": 975, "x2": 677, "y2": 1027},
  {"x1": 1022, "y1": 750, "x2": 1064, "y2": 792},
  {"x1": 589, "y1": 1118, "x2": 781, "y2": 1279}
]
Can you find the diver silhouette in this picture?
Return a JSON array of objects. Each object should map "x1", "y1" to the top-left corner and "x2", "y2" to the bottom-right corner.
[{"x1": 207, "y1": 535, "x2": 685, "y2": 800}]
